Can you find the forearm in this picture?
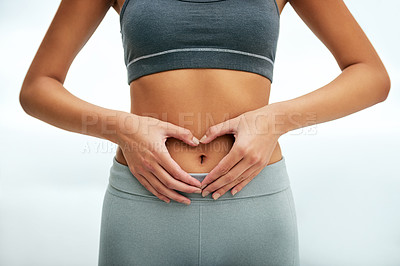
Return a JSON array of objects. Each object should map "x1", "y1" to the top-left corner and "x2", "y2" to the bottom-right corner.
[
  {"x1": 19, "y1": 76, "x2": 133, "y2": 144},
  {"x1": 267, "y1": 63, "x2": 391, "y2": 135}
]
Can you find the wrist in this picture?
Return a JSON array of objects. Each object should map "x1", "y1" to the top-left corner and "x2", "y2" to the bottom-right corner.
[
  {"x1": 259, "y1": 102, "x2": 292, "y2": 137},
  {"x1": 97, "y1": 110, "x2": 139, "y2": 145},
  {"x1": 114, "y1": 111, "x2": 141, "y2": 146}
]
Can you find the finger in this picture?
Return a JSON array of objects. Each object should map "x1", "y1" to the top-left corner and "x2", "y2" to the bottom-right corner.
[
  {"x1": 130, "y1": 168, "x2": 171, "y2": 203},
  {"x1": 219, "y1": 162, "x2": 259, "y2": 195},
  {"x1": 139, "y1": 169, "x2": 192, "y2": 205},
  {"x1": 228, "y1": 164, "x2": 260, "y2": 195},
  {"x1": 162, "y1": 122, "x2": 200, "y2": 146},
  {"x1": 202, "y1": 156, "x2": 258, "y2": 198},
  {"x1": 151, "y1": 163, "x2": 202, "y2": 194},
  {"x1": 157, "y1": 145, "x2": 202, "y2": 187},
  {"x1": 201, "y1": 158, "x2": 248, "y2": 197},
  {"x1": 200, "y1": 141, "x2": 246, "y2": 188},
  {"x1": 199, "y1": 116, "x2": 241, "y2": 144},
  {"x1": 231, "y1": 166, "x2": 265, "y2": 196},
  {"x1": 217, "y1": 163, "x2": 260, "y2": 197}
]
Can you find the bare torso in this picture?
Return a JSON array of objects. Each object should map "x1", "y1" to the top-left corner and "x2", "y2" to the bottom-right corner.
[{"x1": 113, "y1": 0, "x2": 287, "y2": 173}]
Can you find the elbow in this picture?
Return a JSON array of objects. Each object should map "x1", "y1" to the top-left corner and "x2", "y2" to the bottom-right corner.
[
  {"x1": 19, "y1": 75, "x2": 46, "y2": 116},
  {"x1": 19, "y1": 72, "x2": 36, "y2": 116},
  {"x1": 356, "y1": 61, "x2": 391, "y2": 104},
  {"x1": 19, "y1": 86, "x2": 33, "y2": 116},
  {"x1": 19, "y1": 81, "x2": 40, "y2": 117},
  {"x1": 376, "y1": 71, "x2": 391, "y2": 103}
]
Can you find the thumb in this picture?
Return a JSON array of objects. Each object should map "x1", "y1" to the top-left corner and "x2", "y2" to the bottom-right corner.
[
  {"x1": 162, "y1": 122, "x2": 199, "y2": 146},
  {"x1": 199, "y1": 117, "x2": 241, "y2": 144}
]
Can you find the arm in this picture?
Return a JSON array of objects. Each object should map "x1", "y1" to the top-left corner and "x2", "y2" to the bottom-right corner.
[
  {"x1": 197, "y1": 0, "x2": 391, "y2": 199},
  {"x1": 271, "y1": 0, "x2": 391, "y2": 135},
  {"x1": 19, "y1": 0, "x2": 203, "y2": 205},
  {"x1": 19, "y1": 0, "x2": 122, "y2": 143}
]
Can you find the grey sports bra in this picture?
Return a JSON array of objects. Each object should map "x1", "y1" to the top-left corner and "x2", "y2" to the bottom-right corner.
[{"x1": 119, "y1": 0, "x2": 280, "y2": 85}]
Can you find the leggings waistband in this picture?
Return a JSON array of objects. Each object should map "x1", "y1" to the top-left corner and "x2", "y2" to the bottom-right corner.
[{"x1": 109, "y1": 155, "x2": 291, "y2": 201}]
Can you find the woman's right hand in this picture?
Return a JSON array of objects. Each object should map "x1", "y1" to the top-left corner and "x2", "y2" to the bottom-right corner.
[{"x1": 115, "y1": 112, "x2": 202, "y2": 205}]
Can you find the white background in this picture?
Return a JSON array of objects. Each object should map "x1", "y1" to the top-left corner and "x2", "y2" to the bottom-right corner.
[{"x1": 1, "y1": 0, "x2": 399, "y2": 265}]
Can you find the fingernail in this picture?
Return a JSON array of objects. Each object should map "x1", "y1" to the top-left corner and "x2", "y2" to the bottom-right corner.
[
  {"x1": 199, "y1": 134, "x2": 207, "y2": 143},
  {"x1": 212, "y1": 193, "x2": 220, "y2": 200},
  {"x1": 192, "y1": 136, "x2": 200, "y2": 145},
  {"x1": 232, "y1": 189, "x2": 237, "y2": 196},
  {"x1": 194, "y1": 189, "x2": 202, "y2": 194},
  {"x1": 184, "y1": 200, "x2": 191, "y2": 205},
  {"x1": 200, "y1": 184, "x2": 207, "y2": 189},
  {"x1": 202, "y1": 191, "x2": 210, "y2": 197}
]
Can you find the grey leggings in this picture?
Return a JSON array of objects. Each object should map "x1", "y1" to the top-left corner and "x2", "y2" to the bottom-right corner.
[{"x1": 98, "y1": 156, "x2": 300, "y2": 266}]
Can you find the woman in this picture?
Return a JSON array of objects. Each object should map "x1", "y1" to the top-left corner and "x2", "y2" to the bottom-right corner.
[{"x1": 19, "y1": 0, "x2": 390, "y2": 265}]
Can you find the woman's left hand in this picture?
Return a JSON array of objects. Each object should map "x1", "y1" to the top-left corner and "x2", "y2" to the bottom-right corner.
[{"x1": 198, "y1": 103, "x2": 287, "y2": 199}]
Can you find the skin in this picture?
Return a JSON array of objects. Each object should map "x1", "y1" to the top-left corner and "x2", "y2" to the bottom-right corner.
[{"x1": 19, "y1": 0, "x2": 390, "y2": 205}]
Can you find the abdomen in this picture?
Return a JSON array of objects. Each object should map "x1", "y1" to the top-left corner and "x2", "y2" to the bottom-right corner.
[{"x1": 122, "y1": 68, "x2": 280, "y2": 173}]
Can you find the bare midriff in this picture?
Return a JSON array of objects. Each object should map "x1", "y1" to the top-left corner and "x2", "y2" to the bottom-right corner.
[{"x1": 115, "y1": 68, "x2": 283, "y2": 173}]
